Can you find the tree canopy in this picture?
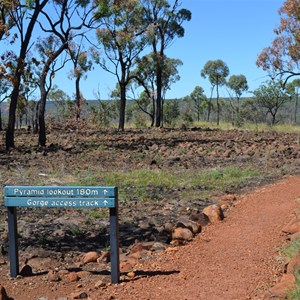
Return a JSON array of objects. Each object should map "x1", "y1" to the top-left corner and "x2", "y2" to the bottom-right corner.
[
  {"x1": 257, "y1": 0, "x2": 300, "y2": 85},
  {"x1": 201, "y1": 59, "x2": 229, "y2": 125}
]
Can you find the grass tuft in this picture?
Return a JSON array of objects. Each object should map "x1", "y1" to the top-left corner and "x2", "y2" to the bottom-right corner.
[{"x1": 281, "y1": 238, "x2": 300, "y2": 299}]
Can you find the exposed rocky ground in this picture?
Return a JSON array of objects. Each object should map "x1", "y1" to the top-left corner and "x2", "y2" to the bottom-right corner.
[{"x1": 0, "y1": 127, "x2": 299, "y2": 299}]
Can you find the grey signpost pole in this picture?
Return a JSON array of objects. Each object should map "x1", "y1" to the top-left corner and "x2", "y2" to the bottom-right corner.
[
  {"x1": 109, "y1": 188, "x2": 120, "y2": 283},
  {"x1": 7, "y1": 207, "x2": 19, "y2": 277}
]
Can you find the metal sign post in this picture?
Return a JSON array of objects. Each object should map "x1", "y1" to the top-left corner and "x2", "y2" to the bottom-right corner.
[{"x1": 4, "y1": 186, "x2": 120, "y2": 283}]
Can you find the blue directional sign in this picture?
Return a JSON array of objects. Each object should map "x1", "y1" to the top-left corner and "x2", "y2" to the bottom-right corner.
[
  {"x1": 4, "y1": 185, "x2": 120, "y2": 283},
  {"x1": 4, "y1": 186, "x2": 116, "y2": 198},
  {"x1": 4, "y1": 186, "x2": 117, "y2": 208}
]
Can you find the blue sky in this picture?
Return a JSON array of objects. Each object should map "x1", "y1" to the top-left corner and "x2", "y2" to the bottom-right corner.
[{"x1": 59, "y1": 0, "x2": 285, "y2": 100}]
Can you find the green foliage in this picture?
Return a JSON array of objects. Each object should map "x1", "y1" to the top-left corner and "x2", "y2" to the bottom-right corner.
[
  {"x1": 289, "y1": 274, "x2": 300, "y2": 299},
  {"x1": 227, "y1": 75, "x2": 248, "y2": 97},
  {"x1": 163, "y1": 99, "x2": 180, "y2": 126},
  {"x1": 281, "y1": 238, "x2": 300, "y2": 299},
  {"x1": 67, "y1": 225, "x2": 82, "y2": 236},
  {"x1": 253, "y1": 80, "x2": 291, "y2": 125},
  {"x1": 201, "y1": 59, "x2": 230, "y2": 125},
  {"x1": 76, "y1": 165, "x2": 260, "y2": 202},
  {"x1": 201, "y1": 60, "x2": 229, "y2": 87},
  {"x1": 89, "y1": 209, "x2": 108, "y2": 219},
  {"x1": 94, "y1": 0, "x2": 111, "y2": 19},
  {"x1": 188, "y1": 85, "x2": 207, "y2": 122},
  {"x1": 282, "y1": 238, "x2": 300, "y2": 260},
  {"x1": 189, "y1": 166, "x2": 259, "y2": 190}
]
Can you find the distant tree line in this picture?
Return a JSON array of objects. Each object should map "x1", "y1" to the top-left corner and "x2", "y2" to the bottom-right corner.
[
  {"x1": 1, "y1": 0, "x2": 300, "y2": 150},
  {"x1": 2, "y1": 76, "x2": 299, "y2": 130}
]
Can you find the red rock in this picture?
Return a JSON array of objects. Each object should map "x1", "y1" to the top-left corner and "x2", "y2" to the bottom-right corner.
[
  {"x1": 128, "y1": 251, "x2": 142, "y2": 259},
  {"x1": 130, "y1": 243, "x2": 144, "y2": 253},
  {"x1": 282, "y1": 219, "x2": 300, "y2": 234},
  {"x1": 127, "y1": 271, "x2": 135, "y2": 278},
  {"x1": 48, "y1": 272, "x2": 61, "y2": 282},
  {"x1": 172, "y1": 227, "x2": 193, "y2": 241},
  {"x1": 203, "y1": 205, "x2": 224, "y2": 223},
  {"x1": 268, "y1": 273, "x2": 295, "y2": 298},
  {"x1": 27, "y1": 257, "x2": 59, "y2": 271},
  {"x1": 82, "y1": 251, "x2": 100, "y2": 264},
  {"x1": 76, "y1": 271, "x2": 91, "y2": 278},
  {"x1": 165, "y1": 246, "x2": 179, "y2": 252},
  {"x1": 120, "y1": 262, "x2": 133, "y2": 273},
  {"x1": 176, "y1": 216, "x2": 202, "y2": 234},
  {"x1": 58, "y1": 269, "x2": 70, "y2": 275},
  {"x1": 190, "y1": 213, "x2": 210, "y2": 227},
  {"x1": 65, "y1": 272, "x2": 79, "y2": 282},
  {"x1": 219, "y1": 202, "x2": 230, "y2": 211}
]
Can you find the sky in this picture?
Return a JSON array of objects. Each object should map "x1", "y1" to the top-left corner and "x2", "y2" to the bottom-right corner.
[{"x1": 56, "y1": 0, "x2": 285, "y2": 100}]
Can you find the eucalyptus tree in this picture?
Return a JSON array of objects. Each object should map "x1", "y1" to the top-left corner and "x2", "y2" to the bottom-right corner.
[
  {"x1": 5, "y1": 0, "x2": 48, "y2": 149},
  {"x1": 189, "y1": 86, "x2": 207, "y2": 122},
  {"x1": 35, "y1": 0, "x2": 96, "y2": 146},
  {"x1": 142, "y1": 0, "x2": 191, "y2": 127},
  {"x1": 34, "y1": 35, "x2": 69, "y2": 145},
  {"x1": 201, "y1": 59, "x2": 229, "y2": 125},
  {"x1": 253, "y1": 80, "x2": 291, "y2": 125},
  {"x1": 256, "y1": 0, "x2": 300, "y2": 86},
  {"x1": 133, "y1": 52, "x2": 182, "y2": 126},
  {"x1": 227, "y1": 74, "x2": 248, "y2": 126},
  {"x1": 94, "y1": 0, "x2": 148, "y2": 131}
]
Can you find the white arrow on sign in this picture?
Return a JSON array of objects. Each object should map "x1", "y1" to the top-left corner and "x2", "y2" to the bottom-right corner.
[
  {"x1": 103, "y1": 200, "x2": 108, "y2": 206},
  {"x1": 103, "y1": 189, "x2": 108, "y2": 195}
]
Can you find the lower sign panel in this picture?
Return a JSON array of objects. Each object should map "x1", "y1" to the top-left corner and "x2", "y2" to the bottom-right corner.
[{"x1": 4, "y1": 197, "x2": 115, "y2": 208}]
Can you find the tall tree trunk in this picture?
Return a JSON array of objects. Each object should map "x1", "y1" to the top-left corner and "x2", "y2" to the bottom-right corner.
[
  {"x1": 34, "y1": 101, "x2": 40, "y2": 134},
  {"x1": 6, "y1": 85, "x2": 20, "y2": 149},
  {"x1": 118, "y1": 83, "x2": 126, "y2": 131},
  {"x1": 207, "y1": 86, "x2": 214, "y2": 122},
  {"x1": 155, "y1": 66, "x2": 162, "y2": 127},
  {"x1": 5, "y1": 0, "x2": 48, "y2": 150},
  {"x1": 38, "y1": 84, "x2": 47, "y2": 147},
  {"x1": 151, "y1": 94, "x2": 155, "y2": 127},
  {"x1": 38, "y1": 43, "x2": 68, "y2": 146},
  {"x1": 216, "y1": 84, "x2": 220, "y2": 126}
]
